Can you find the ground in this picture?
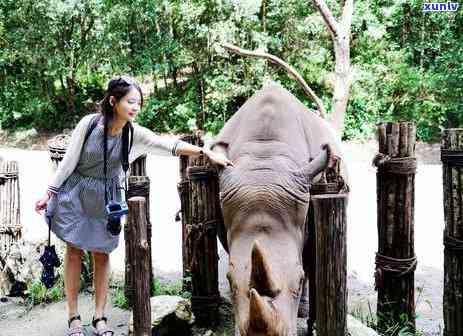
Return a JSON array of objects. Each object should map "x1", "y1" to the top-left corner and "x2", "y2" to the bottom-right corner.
[{"x1": 0, "y1": 129, "x2": 444, "y2": 335}]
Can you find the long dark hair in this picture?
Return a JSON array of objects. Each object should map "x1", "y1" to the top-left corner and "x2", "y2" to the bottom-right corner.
[{"x1": 99, "y1": 75, "x2": 144, "y2": 124}]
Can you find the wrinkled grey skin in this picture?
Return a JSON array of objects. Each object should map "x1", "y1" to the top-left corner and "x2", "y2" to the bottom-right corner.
[{"x1": 211, "y1": 83, "x2": 347, "y2": 336}]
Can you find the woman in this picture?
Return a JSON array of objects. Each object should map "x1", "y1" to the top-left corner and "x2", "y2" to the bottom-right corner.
[{"x1": 35, "y1": 75, "x2": 233, "y2": 336}]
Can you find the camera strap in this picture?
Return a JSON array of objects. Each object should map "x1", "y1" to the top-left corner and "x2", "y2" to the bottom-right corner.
[{"x1": 102, "y1": 116, "x2": 133, "y2": 206}]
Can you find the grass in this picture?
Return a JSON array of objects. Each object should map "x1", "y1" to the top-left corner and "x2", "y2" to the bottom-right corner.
[
  {"x1": 24, "y1": 247, "x2": 93, "y2": 309},
  {"x1": 111, "y1": 276, "x2": 192, "y2": 310},
  {"x1": 349, "y1": 286, "x2": 432, "y2": 336}
]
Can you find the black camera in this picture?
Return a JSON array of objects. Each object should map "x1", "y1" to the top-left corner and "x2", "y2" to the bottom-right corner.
[{"x1": 105, "y1": 201, "x2": 128, "y2": 236}]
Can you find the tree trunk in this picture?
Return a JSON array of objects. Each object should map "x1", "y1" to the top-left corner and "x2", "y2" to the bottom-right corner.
[{"x1": 331, "y1": 37, "x2": 351, "y2": 135}]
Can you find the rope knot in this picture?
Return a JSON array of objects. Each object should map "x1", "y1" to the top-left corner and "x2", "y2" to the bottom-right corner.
[
  {"x1": 372, "y1": 154, "x2": 417, "y2": 175},
  {"x1": 374, "y1": 253, "x2": 417, "y2": 291}
]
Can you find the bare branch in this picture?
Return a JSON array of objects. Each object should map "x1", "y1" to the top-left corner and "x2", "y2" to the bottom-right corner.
[
  {"x1": 341, "y1": 0, "x2": 354, "y2": 31},
  {"x1": 220, "y1": 42, "x2": 327, "y2": 119},
  {"x1": 312, "y1": 0, "x2": 339, "y2": 38}
]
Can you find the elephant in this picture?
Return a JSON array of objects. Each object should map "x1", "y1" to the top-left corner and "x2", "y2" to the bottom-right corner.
[{"x1": 210, "y1": 83, "x2": 348, "y2": 336}]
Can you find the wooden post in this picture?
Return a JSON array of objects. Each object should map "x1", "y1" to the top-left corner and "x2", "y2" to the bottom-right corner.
[
  {"x1": 304, "y1": 182, "x2": 342, "y2": 333},
  {"x1": 312, "y1": 193, "x2": 348, "y2": 336},
  {"x1": 441, "y1": 128, "x2": 463, "y2": 336},
  {"x1": 0, "y1": 160, "x2": 22, "y2": 261},
  {"x1": 374, "y1": 122, "x2": 417, "y2": 332},
  {"x1": 187, "y1": 163, "x2": 220, "y2": 326},
  {"x1": 177, "y1": 133, "x2": 204, "y2": 291},
  {"x1": 127, "y1": 196, "x2": 151, "y2": 336},
  {"x1": 130, "y1": 154, "x2": 147, "y2": 176},
  {"x1": 125, "y1": 176, "x2": 152, "y2": 307}
]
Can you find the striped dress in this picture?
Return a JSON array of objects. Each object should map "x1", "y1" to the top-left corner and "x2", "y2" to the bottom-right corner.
[{"x1": 45, "y1": 122, "x2": 124, "y2": 254}]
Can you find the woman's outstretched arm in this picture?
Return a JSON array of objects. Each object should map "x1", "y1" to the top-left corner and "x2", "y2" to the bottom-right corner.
[{"x1": 130, "y1": 123, "x2": 233, "y2": 167}]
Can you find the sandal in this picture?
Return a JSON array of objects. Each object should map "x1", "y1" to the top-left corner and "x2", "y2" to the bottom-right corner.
[
  {"x1": 66, "y1": 315, "x2": 84, "y2": 336},
  {"x1": 92, "y1": 315, "x2": 115, "y2": 336}
]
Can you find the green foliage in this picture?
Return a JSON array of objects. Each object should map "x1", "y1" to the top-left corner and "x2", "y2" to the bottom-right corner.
[
  {"x1": 151, "y1": 277, "x2": 191, "y2": 299},
  {"x1": 0, "y1": 0, "x2": 461, "y2": 142},
  {"x1": 112, "y1": 283, "x2": 129, "y2": 310},
  {"x1": 25, "y1": 246, "x2": 66, "y2": 307},
  {"x1": 25, "y1": 246, "x2": 94, "y2": 307},
  {"x1": 26, "y1": 278, "x2": 65, "y2": 306},
  {"x1": 110, "y1": 276, "x2": 191, "y2": 310}
]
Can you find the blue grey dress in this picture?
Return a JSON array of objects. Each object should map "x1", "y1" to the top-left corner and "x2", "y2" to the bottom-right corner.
[{"x1": 45, "y1": 124, "x2": 124, "y2": 254}]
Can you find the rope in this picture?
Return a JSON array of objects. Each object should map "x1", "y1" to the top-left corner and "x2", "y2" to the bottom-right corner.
[
  {"x1": 187, "y1": 166, "x2": 217, "y2": 180},
  {"x1": 374, "y1": 252, "x2": 417, "y2": 291},
  {"x1": 191, "y1": 295, "x2": 221, "y2": 318},
  {"x1": 187, "y1": 219, "x2": 219, "y2": 270},
  {"x1": 441, "y1": 149, "x2": 463, "y2": 166},
  {"x1": 373, "y1": 153, "x2": 417, "y2": 175},
  {"x1": 0, "y1": 225, "x2": 22, "y2": 235},
  {"x1": 444, "y1": 234, "x2": 463, "y2": 251},
  {"x1": 310, "y1": 182, "x2": 341, "y2": 195},
  {"x1": 191, "y1": 295, "x2": 221, "y2": 308},
  {"x1": 0, "y1": 171, "x2": 18, "y2": 180},
  {"x1": 127, "y1": 181, "x2": 149, "y2": 199}
]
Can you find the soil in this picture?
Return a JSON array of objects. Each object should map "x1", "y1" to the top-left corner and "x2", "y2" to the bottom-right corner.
[{"x1": 0, "y1": 129, "x2": 445, "y2": 335}]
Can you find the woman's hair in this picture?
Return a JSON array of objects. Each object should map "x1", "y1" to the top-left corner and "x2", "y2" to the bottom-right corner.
[
  {"x1": 98, "y1": 75, "x2": 144, "y2": 122},
  {"x1": 98, "y1": 76, "x2": 142, "y2": 178}
]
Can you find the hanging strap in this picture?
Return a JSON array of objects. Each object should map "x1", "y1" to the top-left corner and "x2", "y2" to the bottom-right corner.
[
  {"x1": 45, "y1": 212, "x2": 52, "y2": 246},
  {"x1": 103, "y1": 117, "x2": 133, "y2": 205},
  {"x1": 104, "y1": 117, "x2": 109, "y2": 205}
]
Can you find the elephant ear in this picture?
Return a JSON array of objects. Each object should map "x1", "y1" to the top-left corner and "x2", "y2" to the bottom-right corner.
[{"x1": 300, "y1": 143, "x2": 335, "y2": 181}]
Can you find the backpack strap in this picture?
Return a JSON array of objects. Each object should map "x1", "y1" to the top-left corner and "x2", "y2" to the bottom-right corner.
[
  {"x1": 83, "y1": 114, "x2": 132, "y2": 171},
  {"x1": 84, "y1": 114, "x2": 102, "y2": 147}
]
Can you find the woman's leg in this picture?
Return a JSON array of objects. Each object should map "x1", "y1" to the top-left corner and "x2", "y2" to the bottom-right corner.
[
  {"x1": 92, "y1": 251, "x2": 111, "y2": 330},
  {"x1": 64, "y1": 242, "x2": 84, "y2": 329}
]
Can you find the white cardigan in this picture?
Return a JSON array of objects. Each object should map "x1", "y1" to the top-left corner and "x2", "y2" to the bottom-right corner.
[{"x1": 47, "y1": 113, "x2": 190, "y2": 194}]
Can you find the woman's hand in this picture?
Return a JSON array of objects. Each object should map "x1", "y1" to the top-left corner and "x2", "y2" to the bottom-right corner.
[
  {"x1": 203, "y1": 148, "x2": 234, "y2": 168},
  {"x1": 35, "y1": 191, "x2": 53, "y2": 214}
]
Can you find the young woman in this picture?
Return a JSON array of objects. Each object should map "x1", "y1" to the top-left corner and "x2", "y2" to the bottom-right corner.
[{"x1": 35, "y1": 75, "x2": 233, "y2": 336}]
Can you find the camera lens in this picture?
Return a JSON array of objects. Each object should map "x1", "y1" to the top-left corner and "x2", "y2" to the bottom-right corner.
[{"x1": 107, "y1": 217, "x2": 121, "y2": 236}]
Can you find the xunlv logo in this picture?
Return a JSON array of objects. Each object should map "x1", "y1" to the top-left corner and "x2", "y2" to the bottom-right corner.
[{"x1": 423, "y1": 2, "x2": 460, "y2": 11}]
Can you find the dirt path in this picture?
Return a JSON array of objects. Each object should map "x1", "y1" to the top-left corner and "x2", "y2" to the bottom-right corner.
[{"x1": 0, "y1": 138, "x2": 444, "y2": 335}]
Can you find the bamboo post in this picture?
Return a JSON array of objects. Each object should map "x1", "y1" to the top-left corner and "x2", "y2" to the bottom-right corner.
[
  {"x1": 0, "y1": 160, "x2": 22, "y2": 261},
  {"x1": 441, "y1": 128, "x2": 463, "y2": 336},
  {"x1": 125, "y1": 176, "x2": 152, "y2": 307},
  {"x1": 186, "y1": 163, "x2": 220, "y2": 326},
  {"x1": 177, "y1": 133, "x2": 204, "y2": 291},
  {"x1": 127, "y1": 196, "x2": 151, "y2": 336},
  {"x1": 312, "y1": 193, "x2": 348, "y2": 336},
  {"x1": 374, "y1": 122, "x2": 417, "y2": 332}
]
